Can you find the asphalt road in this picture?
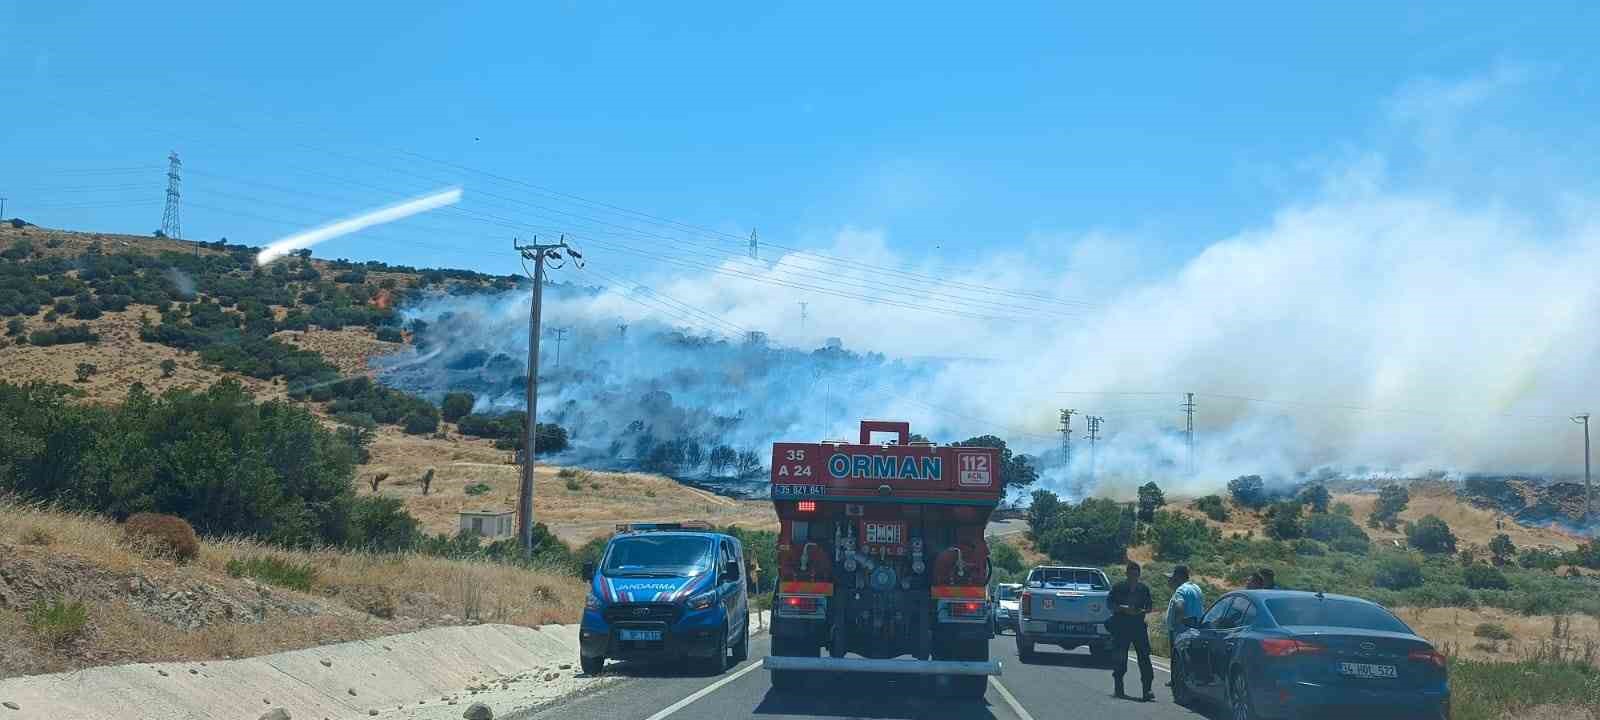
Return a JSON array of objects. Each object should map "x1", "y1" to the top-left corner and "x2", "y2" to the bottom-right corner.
[{"x1": 510, "y1": 632, "x2": 1211, "y2": 720}]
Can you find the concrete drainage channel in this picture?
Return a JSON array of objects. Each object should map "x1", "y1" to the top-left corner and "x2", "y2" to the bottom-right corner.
[{"x1": 0, "y1": 623, "x2": 601, "y2": 720}]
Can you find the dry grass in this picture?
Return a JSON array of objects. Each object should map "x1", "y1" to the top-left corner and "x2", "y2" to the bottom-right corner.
[
  {"x1": 0, "y1": 499, "x2": 585, "y2": 678},
  {"x1": 0, "y1": 305, "x2": 279, "y2": 403},
  {"x1": 358, "y1": 427, "x2": 777, "y2": 543},
  {"x1": 1167, "y1": 486, "x2": 1582, "y2": 553},
  {"x1": 1394, "y1": 606, "x2": 1600, "y2": 664},
  {"x1": 272, "y1": 327, "x2": 396, "y2": 376},
  {"x1": 0, "y1": 225, "x2": 227, "y2": 260}
]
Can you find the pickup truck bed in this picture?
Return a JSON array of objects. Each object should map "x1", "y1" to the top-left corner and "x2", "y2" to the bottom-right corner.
[{"x1": 1016, "y1": 566, "x2": 1114, "y2": 661}]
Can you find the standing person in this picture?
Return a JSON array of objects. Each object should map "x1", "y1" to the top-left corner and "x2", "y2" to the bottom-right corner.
[
  {"x1": 1164, "y1": 565, "x2": 1204, "y2": 687},
  {"x1": 1257, "y1": 568, "x2": 1276, "y2": 589},
  {"x1": 1246, "y1": 571, "x2": 1263, "y2": 590},
  {"x1": 1107, "y1": 561, "x2": 1156, "y2": 701}
]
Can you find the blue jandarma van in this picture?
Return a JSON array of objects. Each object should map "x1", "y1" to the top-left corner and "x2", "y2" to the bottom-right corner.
[{"x1": 579, "y1": 522, "x2": 750, "y2": 675}]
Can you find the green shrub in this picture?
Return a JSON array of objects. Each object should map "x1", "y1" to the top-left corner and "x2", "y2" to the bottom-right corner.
[
  {"x1": 1374, "y1": 553, "x2": 1425, "y2": 590},
  {"x1": 1264, "y1": 501, "x2": 1304, "y2": 540},
  {"x1": 1448, "y1": 659, "x2": 1600, "y2": 720},
  {"x1": 1463, "y1": 563, "x2": 1511, "y2": 590},
  {"x1": 991, "y1": 541, "x2": 1025, "y2": 574},
  {"x1": 375, "y1": 326, "x2": 403, "y2": 343},
  {"x1": 1150, "y1": 510, "x2": 1218, "y2": 561},
  {"x1": 26, "y1": 596, "x2": 89, "y2": 647},
  {"x1": 1294, "y1": 538, "x2": 1328, "y2": 556},
  {"x1": 441, "y1": 392, "x2": 475, "y2": 423},
  {"x1": 1474, "y1": 623, "x2": 1513, "y2": 641},
  {"x1": 347, "y1": 495, "x2": 420, "y2": 551},
  {"x1": 1194, "y1": 495, "x2": 1230, "y2": 522},
  {"x1": 464, "y1": 483, "x2": 491, "y2": 496},
  {"x1": 1228, "y1": 475, "x2": 1268, "y2": 509},
  {"x1": 1406, "y1": 515, "x2": 1458, "y2": 555},
  {"x1": 225, "y1": 555, "x2": 317, "y2": 591},
  {"x1": 565, "y1": 476, "x2": 582, "y2": 491},
  {"x1": 1332, "y1": 502, "x2": 1353, "y2": 517},
  {"x1": 402, "y1": 408, "x2": 439, "y2": 435}
]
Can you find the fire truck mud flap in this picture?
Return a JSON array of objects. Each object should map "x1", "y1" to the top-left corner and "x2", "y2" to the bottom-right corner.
[{"x1": 763, "y1": 656, "x2": 1002, "y2": 676}]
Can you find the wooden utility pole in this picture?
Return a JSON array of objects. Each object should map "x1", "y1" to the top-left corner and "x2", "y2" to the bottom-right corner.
[{"x1": 513, "y1": 236, "x2": 579, "y2": 550}]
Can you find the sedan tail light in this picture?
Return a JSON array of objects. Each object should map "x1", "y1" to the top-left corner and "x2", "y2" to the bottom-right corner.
[
  {"x1": 1260, "y1": 638, "x2": 1325, "y2": 657},
  {"x1": 1408, "y1": 648, "x2": 1447, "y2": 669}
]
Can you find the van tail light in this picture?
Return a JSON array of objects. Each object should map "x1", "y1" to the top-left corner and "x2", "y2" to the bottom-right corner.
[
  {"x1": 1260, "y1": 638, "x2": 1325, "y2": 657},
  {"x1": 1408, "y1": 649, "x2": 1447, "y2": 669},
  {"x1": 1020, "y1": 592, "x2": 1031, "y2": 618}
]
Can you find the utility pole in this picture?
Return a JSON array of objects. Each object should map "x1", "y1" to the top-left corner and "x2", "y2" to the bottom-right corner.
[
  {"x1": 798, "y1": 302, "x2": 808, "y2": 330},
  {"x1": 1575, "y1": 413, "x2": 1592, "y2": 521},
  {"x1": 161, "y1": 151, "x2": 182, "y2": 241},
  {"x1": 1087, "y1": 416, "x2": 1104, "y2": 482},
  {"x1": 550, "y1": 327, "x2": 568, "y2": 367},
  {"x1": 512, "y1": 235, "x2": 581, "y2": 551},
  {"x1": 1182, "y1": 392, "x2": 1196, "y2": 475},
  {"x1": 748, "y1": 229, "x2": 758, "y2": 260},
  {"x1": 1058, "y1": 409, "x2": 1076, "y2": 467},
  {"x1": 1, "y1": 196, "x2": 7, "y2": 220}
]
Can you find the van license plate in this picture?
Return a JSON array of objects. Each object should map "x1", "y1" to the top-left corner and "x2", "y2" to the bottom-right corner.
[
  {"x1": 620, "y1": 629, "x2": 662, "y2": 641},
  {"x1": 1339, "y1": 662, "x2": 1397, "y2": 679}
]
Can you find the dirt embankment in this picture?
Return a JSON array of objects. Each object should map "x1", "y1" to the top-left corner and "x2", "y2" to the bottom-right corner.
[{"x1": 0, "y1": 503, "x2": 584, "y2": 679}]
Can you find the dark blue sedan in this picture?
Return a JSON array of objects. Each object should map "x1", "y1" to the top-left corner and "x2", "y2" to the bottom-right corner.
[{"x1": 1171, "y1": 590, "x2": 1450, "y2": 720}]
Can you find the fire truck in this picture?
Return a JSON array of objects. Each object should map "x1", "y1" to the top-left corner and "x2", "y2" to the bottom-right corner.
[{"x1": 761, "y1": 420, "x2": 1004, "y2": 696}]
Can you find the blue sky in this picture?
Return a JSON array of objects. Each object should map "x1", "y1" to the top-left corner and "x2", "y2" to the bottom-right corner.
[{"x1": 0, "y1": 1, "x2": 1596, "y2": 281}]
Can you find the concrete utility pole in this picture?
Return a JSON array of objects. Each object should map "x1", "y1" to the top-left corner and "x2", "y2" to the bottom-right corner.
[
  {"x1": 1058, "y1": 408, "x2": 1076, "y2": 467},
  {"x1": 513, "y1": 235, "x2": 581, "y2": 551},
  {"x1": 550, "y1": 327, "x2": 568, "y2": 368},
  {"x1": 1182, "y1": 392, "x2": 1196, "y2": 475},
  {"x1": 1575, "y1": 413, "x2": 1592, "y2": 521},
  {"x1": 1087, "y1": 416, "x2": 1104, "y2": 482}
]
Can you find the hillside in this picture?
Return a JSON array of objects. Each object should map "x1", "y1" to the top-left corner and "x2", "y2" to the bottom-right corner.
[{"x1": 0, "y1": 223, "x2": 776, "y2": 544}]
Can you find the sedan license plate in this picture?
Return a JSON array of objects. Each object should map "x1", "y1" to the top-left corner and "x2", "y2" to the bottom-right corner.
[
  {"x1": 1339, "y1": 662, "x2": 1397, "y2": 679},
  {"x1": 619, "y1": 629, "x2": 662, "y2": 642}
]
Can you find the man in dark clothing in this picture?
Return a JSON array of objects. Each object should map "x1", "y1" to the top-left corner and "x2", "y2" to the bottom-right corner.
[
  {"x1": 1107, "y1": 561, "x2": 1156, "y2": 701},
  {"x1": 1258, "y1": 568, "x2": 1276, "y2": 589}
]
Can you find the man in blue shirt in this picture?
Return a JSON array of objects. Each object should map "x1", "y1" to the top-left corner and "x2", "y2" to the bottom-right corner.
[{"x1": 1165, "y1": 565, "x2": 1204, "y2": 689}]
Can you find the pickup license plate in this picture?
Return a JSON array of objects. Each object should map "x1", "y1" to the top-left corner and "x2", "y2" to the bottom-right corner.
[
  {"x1": 1062, "y1": 623, "x2": 1095, "y2": 634},
  {"x1": 1339, "y1": 662, "x2": 1397, "y2": 679},
  {"x1": 619, "y1": 629, "x2": 662, "y2": 642},
  {"x1": 865, "y1": 522, "x2": 903, "y2": 544}
]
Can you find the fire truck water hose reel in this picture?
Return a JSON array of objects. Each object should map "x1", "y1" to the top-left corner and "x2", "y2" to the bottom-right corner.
[{"x1": 764, "y1": 656, "x2": 1002, "y2": 676}]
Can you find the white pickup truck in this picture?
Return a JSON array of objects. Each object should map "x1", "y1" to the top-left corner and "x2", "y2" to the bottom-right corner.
[{"x1": 1016, "y1": 565, "x2": 1115, "y2": 664}]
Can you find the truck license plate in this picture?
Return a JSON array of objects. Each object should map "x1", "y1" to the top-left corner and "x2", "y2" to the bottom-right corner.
[
  {"x1": 619, "y1": 629, "x2": 662, "y2": 642},
  {"x1": 1339, "y1": 662, "x2": 1397, "y2": 679},
  {"x1": 865, "y1": 522, "x2": 903, "y2": 544},
  {"x1": 1063, "y1": 623, "x2": 1094, "y2": 634}
]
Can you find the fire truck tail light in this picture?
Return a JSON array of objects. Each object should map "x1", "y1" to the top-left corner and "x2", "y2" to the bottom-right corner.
[
  {"x1": 952, "y1": 601, "x2": 984, "y2": 617},
  {"x1": 796, "y1": 500, "x2": 816, "y2": 513}
]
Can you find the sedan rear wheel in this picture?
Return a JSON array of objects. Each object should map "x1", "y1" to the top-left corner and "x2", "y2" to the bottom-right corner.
[{"x1": 1229, "y1": 669, "x2": 1258, "y2": 720}]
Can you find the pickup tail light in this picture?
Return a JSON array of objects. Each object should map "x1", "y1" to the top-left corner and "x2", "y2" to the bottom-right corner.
[
  {"x1": 1020, "y1": 592, "x2": 1031, "y2": 618},
  {"x1": 1408, "y1": 648, "x2": 1447, "y2": 669},
  {"x1": 1260, "y1": 638, "x2": 1325, "y2": 657}
]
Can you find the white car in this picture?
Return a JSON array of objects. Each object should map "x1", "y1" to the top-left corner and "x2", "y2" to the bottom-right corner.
[{"x1": 990, "y1": 582, "x2": 1023, "y2": 634}]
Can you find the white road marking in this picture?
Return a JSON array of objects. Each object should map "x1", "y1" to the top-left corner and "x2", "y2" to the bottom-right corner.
[
  {"x1": 988, "y1": 676, "x2": 1037, "y2": 720},
  {"x1": 641, "y1": 660, "x2": 765, "y2": 720}
]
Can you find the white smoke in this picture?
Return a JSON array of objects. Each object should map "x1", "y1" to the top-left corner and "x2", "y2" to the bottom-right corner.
[{"x1": 371, "y1": 67, "x2": 1600, "y2": 501}]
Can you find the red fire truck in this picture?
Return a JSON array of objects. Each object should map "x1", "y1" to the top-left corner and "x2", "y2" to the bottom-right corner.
[{"x1": 761, "y1": 420, "x2": 1004, "y2": 696}]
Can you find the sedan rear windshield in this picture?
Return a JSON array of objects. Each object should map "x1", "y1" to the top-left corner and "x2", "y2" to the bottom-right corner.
[
  {"x1": 603, "y1": 536, "x2": 714, "y2": 577},
  {"x1": 1029, "y1": 568, "x2": 1109, "y2": 590},
  {"x1": 1265, "y1": 597, "x2": 1411, "y2": 634}
]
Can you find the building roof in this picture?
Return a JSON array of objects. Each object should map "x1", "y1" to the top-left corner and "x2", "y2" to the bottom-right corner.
[{"x1": 458, "y1": 509, "x2": 514, "y2": 516}]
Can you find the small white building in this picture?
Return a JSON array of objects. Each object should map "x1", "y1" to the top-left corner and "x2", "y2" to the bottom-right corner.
[{"x1": 459, "y1": 509, "x2": 515, "y2": 540}]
